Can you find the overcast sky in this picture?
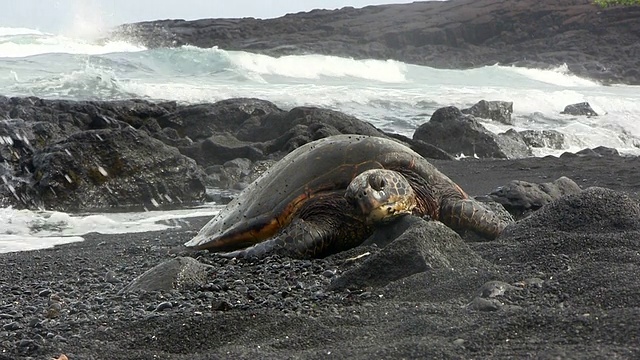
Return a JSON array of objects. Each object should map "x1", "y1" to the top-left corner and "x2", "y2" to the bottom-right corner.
[{"x1": 1, "y1": 0, "x2": 415, "y2": 34}]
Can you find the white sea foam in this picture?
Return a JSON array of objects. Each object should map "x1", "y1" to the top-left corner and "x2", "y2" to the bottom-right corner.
[
  {"x1": 0, "y1": 205, "x2": 221, "y2": 254},
  {"x1": 210, "y1": 47, "x2": 408, "y2": 82},
  {"x1": 0, "y1": 27, "x2": 145, "y2": 58},
  {"x1": 502, "y1": 64, "x2": 600, "y2": 87},
  {"x1": 0, "y1": 27, "x2": 47, "y2": 37},
  {"x1": 0, "y1": 38, "x2": 145, "y2": 58}
]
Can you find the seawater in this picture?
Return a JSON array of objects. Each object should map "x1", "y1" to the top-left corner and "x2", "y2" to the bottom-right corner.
[{"x1": 2, "y1": 26, "x2": 640, "y2": 252}]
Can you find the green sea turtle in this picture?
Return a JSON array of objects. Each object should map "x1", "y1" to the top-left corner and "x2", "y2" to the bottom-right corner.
[{"x1": 185, "y1": 135, "x2": 508, "y2": 258}]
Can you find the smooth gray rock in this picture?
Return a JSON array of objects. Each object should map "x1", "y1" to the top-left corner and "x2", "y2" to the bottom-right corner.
[
  {"x1": 120, "y1": 257, "x2": 213, "y2": 293},
  {"x1": 488, "y1": 176, "x2": 582, "y2": 219}
]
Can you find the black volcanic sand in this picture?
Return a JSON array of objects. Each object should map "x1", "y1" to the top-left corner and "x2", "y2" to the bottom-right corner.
[{"x1": 2, "y1": 155, "x2": 640, "y2": 359}]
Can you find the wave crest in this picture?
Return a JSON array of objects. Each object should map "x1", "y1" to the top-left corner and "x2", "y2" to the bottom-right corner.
[{"x1": 213, "y1": 47, "x2": 407, "y2": 83}]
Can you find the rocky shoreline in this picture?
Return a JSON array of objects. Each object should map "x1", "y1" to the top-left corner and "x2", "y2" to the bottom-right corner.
[
  {"x1": 0, "y1": 94, "x2": 612, "y2": 212},
  {"x1": 110, "y1": 0, "x2": 640, "y2": 85}
]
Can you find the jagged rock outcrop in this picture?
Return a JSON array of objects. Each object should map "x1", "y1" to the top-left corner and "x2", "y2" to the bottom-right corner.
[
  {"x1": 23, "y1": 128, "x2": 206, "y2": 211},
  {"x1": 110, "y1": 0, "x2": 640, "y2": 85},
  {"x1": 413, "y1": 106, "x2": 532, "y2": 159},
  {"x1": 462, "y1": 100, "x2": 514, "y2": 125}
]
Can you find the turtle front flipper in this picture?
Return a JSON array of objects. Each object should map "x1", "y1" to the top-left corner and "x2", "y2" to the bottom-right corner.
[
  {"x1": 219, "y1": 214, "x2": 371, "y2": 260},
  {"x1": 218, "y1": 218, "x2": 325, "y2": 259},
  {"x1": 440, "y1": 199, "x2": 510, "y2": 240}
]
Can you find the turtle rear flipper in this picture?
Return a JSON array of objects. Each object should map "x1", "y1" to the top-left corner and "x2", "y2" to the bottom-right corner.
[
  {"x1": 440, "y1": 199, "x2": 509, "y2": 240},
  {"x1": 219, "y1": 215, "x2": 370, "y2": 259}
]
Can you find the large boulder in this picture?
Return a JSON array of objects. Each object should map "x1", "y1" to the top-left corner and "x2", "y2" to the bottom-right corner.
[
  {"x1": 180, "y1": 132, "x2": 266, "y2": 166},
  {"x1": 157, "y1": 98, "x2": 284, "y2": 141},
  {"x1": 328, "y1": 216, "x2": 488, "y2": 290},
  {"x1": 22, "y1": 127, "x2": 206, "y2": 211},
  {"x1": 244, "y1": 106, "x2": 386, "y2": 153},
  {"x1": 462, "y1": 100, "x2": 514, "y2": 125},
  {"x1": 177, "y1": 104, "x2": 390, "y2": 166},
  {"x1": 385, "y1": 132, "x2": 455, "y2": 160},
  {"x1": 413, "y1": 106, "x2": 532, "y2": 159},
  {"x1": 488, "y1": 176, "x2": 582, "y2": 219}
]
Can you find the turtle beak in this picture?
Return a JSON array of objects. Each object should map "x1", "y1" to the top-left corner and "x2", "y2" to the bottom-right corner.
[
  {"x1": 346, "y1": 177, "x2": 392, "y2": 222},
  {"x1": 345, "y1": 175, "x2": 374, "y2": 214}
]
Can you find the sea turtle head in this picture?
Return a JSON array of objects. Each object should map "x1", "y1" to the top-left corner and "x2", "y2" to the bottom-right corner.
[{"x1": 345, "y1": 169, "x2": 417, "y2": 224}]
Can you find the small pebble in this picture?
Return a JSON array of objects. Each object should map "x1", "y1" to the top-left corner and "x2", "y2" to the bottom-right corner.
[
  {"x1": 322, "y1": 269, "x2": 336, "y2": 278},
  {"x1": 17, "y1": 339, "x2": 34, "y2": 347},
  {"x1": 3, "y1": 321, "x2": 21, "y2": 331},
  {"x1": 155, "y1": 301, "x2": 173, "y2": 311},
  {"x1": 105, "y1": 270, "x2": 119, "y2": 283}
]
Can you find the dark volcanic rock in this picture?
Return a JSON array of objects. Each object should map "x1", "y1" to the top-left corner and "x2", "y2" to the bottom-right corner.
[
  {"x1": 157, "y1": 98, "x2": 284, "y2": 141},
  {"x1": 488, "y1": 176, "x2": 583, "y2": 219},
  {"x1": 329, "y1": 216, "x2": 487, "y2": 290},
  {"x1": 204, "y1": 158, "x2": 275, "y2": 191},
  {"x1": 181, "y1": 132, "x2": 266, "y2": 166},
  {"x1": 413, "y1": 106, "x2": 532, "y2": 159},
  {"x1": 385, "y1": 132, "x2": 455, "y2": 160},
  {"x1": 24, "y1": 128, "x2": 206, "y2": 211},
  {"x1": 561, "y1": 102, "x2": 598, "y2": 116},
  {"x1": 575, "y1": 146, "x2": 620, "y2": 157},
  {"x1": 111, "y1": 0, "x2": 640, "y2": 85},
  {"x1": 250, "y1": 106, "x2": 385, "y2": 153},
  {"x1": 167, "y1": 101, "x2": 391, "y2": 165},
  {"x1": 462, "y1": 100, "x2": 514, "y2": 125},
  {"x1": 0, "y1": 95, "x2": 400, "y2": 210},
  {"x1": 519, "y1": 129, "x2": 566, "y2": 150}
]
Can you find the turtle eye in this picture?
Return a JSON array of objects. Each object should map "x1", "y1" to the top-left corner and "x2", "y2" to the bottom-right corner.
[{"x1": 369, "y1": 174, "x2": 386, "y2": 191}]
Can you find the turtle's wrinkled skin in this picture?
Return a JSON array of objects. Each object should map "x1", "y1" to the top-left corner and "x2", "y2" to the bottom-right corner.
[{"x1": 185, "y1": 135, "x2": 509, "y2": 259}]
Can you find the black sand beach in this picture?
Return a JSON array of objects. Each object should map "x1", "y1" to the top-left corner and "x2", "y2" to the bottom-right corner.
[
  {"x1": 2, "y1": 0, "x2": 640, "y2": 358},
  {"x1": 2, "y1": 154, "x2": 639, "y2": 359}
]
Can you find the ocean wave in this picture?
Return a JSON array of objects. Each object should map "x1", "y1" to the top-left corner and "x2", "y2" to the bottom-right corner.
[
  {"x1": 1, "y1": 38, "x2": 640, "y2": 157},
  {"x1": 212, "y1": 47, "x2": 408, "y2": 83},
  {"x1": 7, "y1": 60, "x2": 138, "y2": 100},
  {"x1": 502, "y1": 64, "x2": 600, "y2": 87},
  {"x1": 0, "y1": 27, "x2": 47, "y2": 37},
  {"x1": 0, "y1": 27, "x2": 145, "y2": 58}
]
